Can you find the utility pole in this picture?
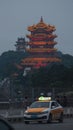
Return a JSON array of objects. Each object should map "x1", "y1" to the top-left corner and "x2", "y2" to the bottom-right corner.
[{"x1": 52, "y1": 88, "x2": 55, "y2": 99}]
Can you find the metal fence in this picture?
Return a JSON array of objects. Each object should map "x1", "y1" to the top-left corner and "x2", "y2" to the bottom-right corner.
[
  {"x1": 0, "y1": 86, "x2": 73, "y2": 109},
  {"x1": 0, "y1": 107, "x2": 73, "y2": 122}
]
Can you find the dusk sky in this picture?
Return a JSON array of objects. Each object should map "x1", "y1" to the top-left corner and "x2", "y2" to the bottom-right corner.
[{"x1": 0, "y1": 0, "x2": 73, "y2": 56}]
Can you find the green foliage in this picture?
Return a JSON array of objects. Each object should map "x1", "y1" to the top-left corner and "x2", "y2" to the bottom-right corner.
[
  {"x1": 29, "y1": 64, "x2": 73, "y2": 89},
  {"x1": 61, "y1": 54, "x2": 73, "y2": 67},
  {"x1": 0, "y1": 50, "x2": 26, "y2": 78},
  {"x1": 29, "y1": 64, "x2": 66, "y2": 87},
  {"x1": 0, "y1": 50, "x2": 73, "y2": 90}
]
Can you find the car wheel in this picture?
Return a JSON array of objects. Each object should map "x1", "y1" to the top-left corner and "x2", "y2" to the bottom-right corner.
[
  {"x1": 59, "y1": 113, "x2": 63, "y2": 123},
  {"x1": 24, "y1": 121, "x2": 29, "y2": 124},
  {"x1": 47, "y1": 114, "x2": 52, "y2": 123}
]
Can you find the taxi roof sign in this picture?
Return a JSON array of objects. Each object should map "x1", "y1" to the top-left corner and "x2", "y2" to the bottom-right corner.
[{"x1": 38, "y1": 96, "x2": 51, "y2": 101}]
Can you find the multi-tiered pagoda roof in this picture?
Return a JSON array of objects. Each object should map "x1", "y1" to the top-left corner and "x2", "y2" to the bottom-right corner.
[
  {"x1": 21, "y1": 17, "x2": 61, "y2": 68},
  {"x1": 20, "y1": 17, "x2": 61, "y2": 71}
]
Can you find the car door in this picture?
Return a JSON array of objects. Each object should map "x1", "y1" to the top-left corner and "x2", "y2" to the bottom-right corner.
[{"x1": 51, "y1": 101, "x2": 60, "y2": 120}]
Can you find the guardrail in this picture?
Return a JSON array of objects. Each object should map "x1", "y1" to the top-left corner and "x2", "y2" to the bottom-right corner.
[
  {"x1": 0, "y1": 107, "x2": 73, "y2": 122},
  {"x1": 64, "y1": 107, "x2": 73, "y2": 118}
]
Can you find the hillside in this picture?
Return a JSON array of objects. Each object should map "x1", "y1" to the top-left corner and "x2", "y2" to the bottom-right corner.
[
  {"x1": 0, "y1": 50, "x2": 73, "y2": 80},
  {"x1": 0, "y1": 51, "x2": 27, "y2": 79},
  {"x1": 0, "y1": 50, "x2": 73, "y2": 98}
]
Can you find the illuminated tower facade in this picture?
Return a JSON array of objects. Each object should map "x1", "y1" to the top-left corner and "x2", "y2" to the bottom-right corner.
[{"x1": 21, "y1": 17, "x2": 61, "y2": 72}]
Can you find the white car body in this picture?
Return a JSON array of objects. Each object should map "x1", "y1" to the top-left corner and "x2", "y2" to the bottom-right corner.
[{"x1": 24, "y1": 98, "x2": 64, "y2": 124}]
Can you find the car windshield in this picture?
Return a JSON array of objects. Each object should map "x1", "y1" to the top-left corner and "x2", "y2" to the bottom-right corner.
[{"x1": 30, "y1": 101, "x2": 50, "y2": 108}]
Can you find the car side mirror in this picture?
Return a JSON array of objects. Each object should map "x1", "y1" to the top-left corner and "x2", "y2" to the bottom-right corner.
[
  {"x1": 27, "y1": 106, "x2": 29, "y2": 109},
  {"x1": 51, "y1": 106, "x2": 55, "y2": 109},
  {"x1": 0, "y1": 118, "x2": 14, "y2": 130}
]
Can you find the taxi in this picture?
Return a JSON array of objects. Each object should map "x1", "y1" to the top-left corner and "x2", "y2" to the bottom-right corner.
[{"x1": 24, "y1": 97, "x2": 64, "y2": 124}]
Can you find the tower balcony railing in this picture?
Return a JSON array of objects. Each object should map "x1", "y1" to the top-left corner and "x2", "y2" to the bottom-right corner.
[
  {"x1": 26, "y1": 48, "x2": 57, "y2": 53},
  {"x1": 21, "y1": 57, "x2": 61, "y2": 64},
  {"x1": 28, "y1": 41, "x2": 57, "y2": 45},
  {"x1": 26, "y1": 34, "x2": 57, "y2": 40}
]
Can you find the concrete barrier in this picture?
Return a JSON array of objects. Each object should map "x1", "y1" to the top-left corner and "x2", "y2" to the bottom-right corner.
[
  {"x1": 7, "y1": 117, "x2": 24, "y2": 122},
  {"x1": 64, "y1": 107, "x2": 73, "y2": 118}
]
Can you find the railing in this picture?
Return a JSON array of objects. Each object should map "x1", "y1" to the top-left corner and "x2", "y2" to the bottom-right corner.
[{"x1": 0, "y1": 107, "x2": 73, "y2": 122}]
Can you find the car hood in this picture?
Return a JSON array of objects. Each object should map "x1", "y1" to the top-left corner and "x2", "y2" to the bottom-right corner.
[{"x1": 26, "y1": 108, "x2": 49, "y2": 113}]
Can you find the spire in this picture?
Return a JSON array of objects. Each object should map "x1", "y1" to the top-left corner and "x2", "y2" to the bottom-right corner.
[{"x1": 40, "y1": 16, "x2": 43, "y2": 22}]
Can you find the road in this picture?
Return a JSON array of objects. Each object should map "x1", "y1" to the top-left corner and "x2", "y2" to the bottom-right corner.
[{"x1": 12, "y1": 118, "x2": 73, "y2": 130}]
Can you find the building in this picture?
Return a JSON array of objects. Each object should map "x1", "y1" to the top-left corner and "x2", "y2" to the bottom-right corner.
[
  {"x1": 20, "y1": 17, "x2": 61, "y2": 75},
  {"x1": 15, "y1": 37, "x2": 27, "y2": 52}
]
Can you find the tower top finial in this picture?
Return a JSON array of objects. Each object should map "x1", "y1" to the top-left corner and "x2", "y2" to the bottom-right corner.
[{"x1": 40, "y1": 16, "x2": 43, "y2": 22}]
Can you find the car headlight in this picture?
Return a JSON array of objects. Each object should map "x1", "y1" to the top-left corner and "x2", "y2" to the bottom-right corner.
[
  {"x1": 24, "y1": 110, "x2": 28, "y2": 114},
  {"x1": 41, "y1": 110, "x2": 48, "y2": 114}
]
